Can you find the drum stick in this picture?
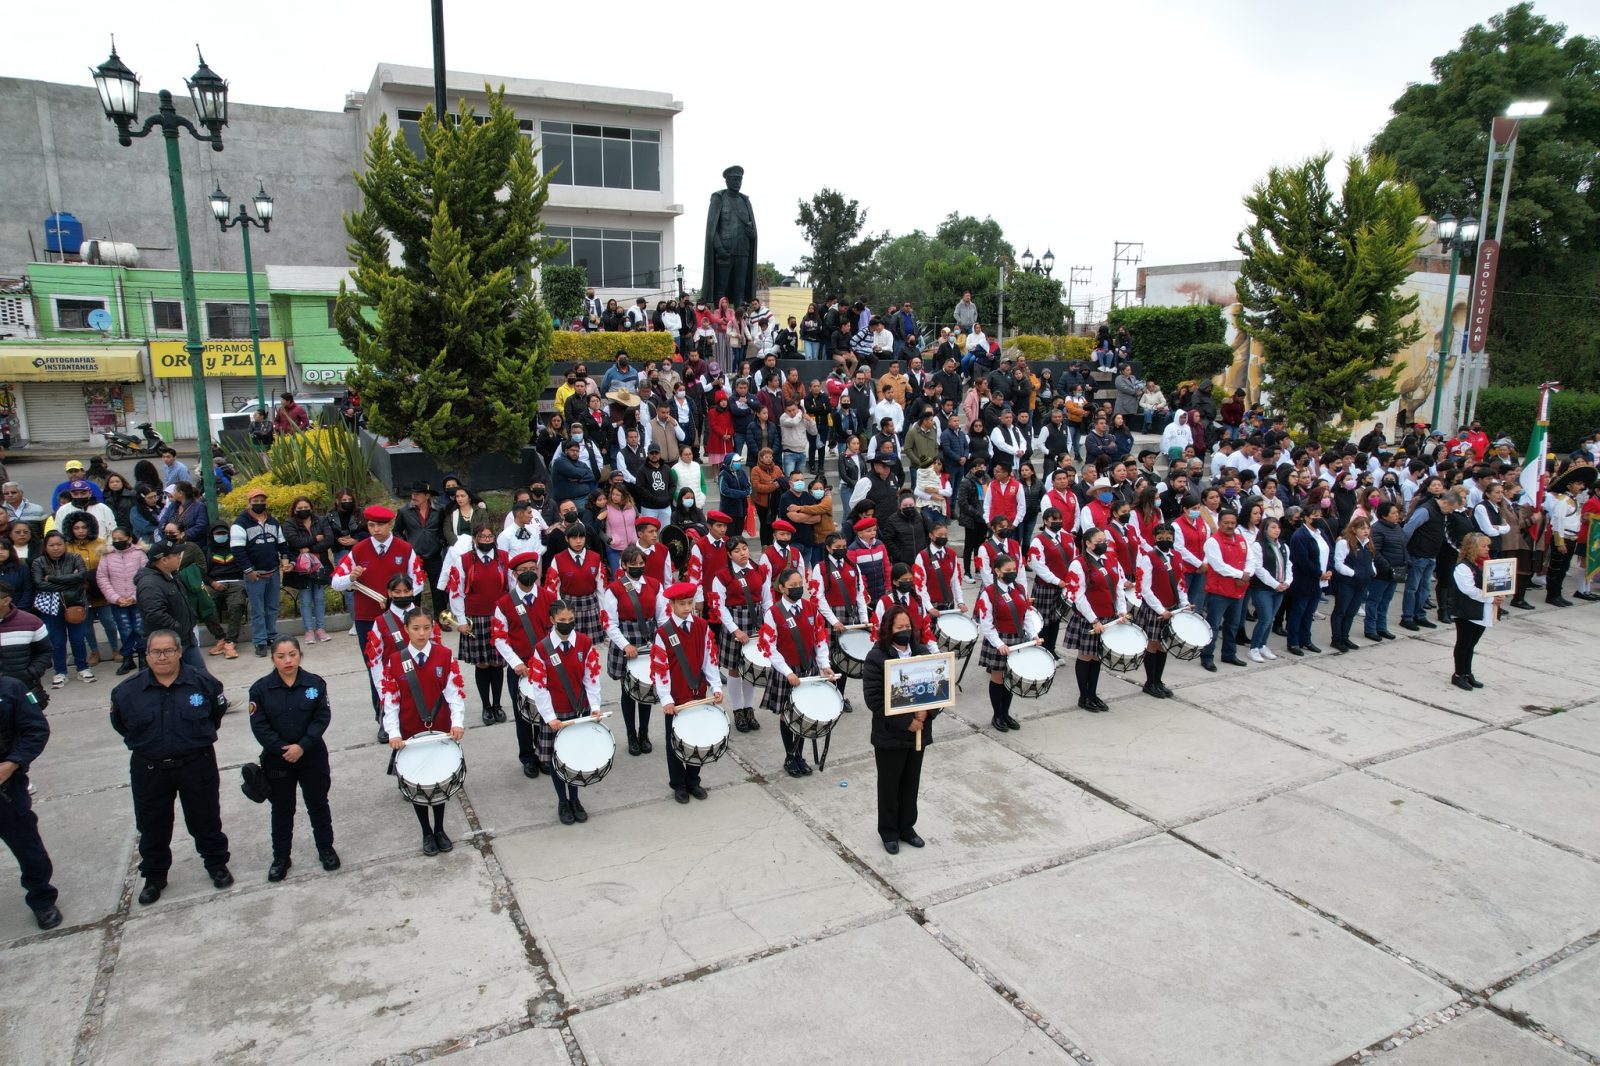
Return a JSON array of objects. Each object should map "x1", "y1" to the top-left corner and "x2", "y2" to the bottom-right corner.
[
  {"x1": 400, "y1": 732, "x2": 457, "y2": 747},
  {"x1": 673, "y1": 696, "x2": 721, "y2": 711},
  {"x1": 350, "y1": 579, "x2": 388, "y2": 606},
  {"x1": 839, "y1": 623, "x2": 873, "y2": 631}
]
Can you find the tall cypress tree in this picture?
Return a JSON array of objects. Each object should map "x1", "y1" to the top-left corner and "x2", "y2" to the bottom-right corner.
[
  {"x1": 334, "y1": 87, "x2": 555, "y2": 469},
  {"x1": 1235, "y1": 153, "x2": 1425, "y2": 435}
]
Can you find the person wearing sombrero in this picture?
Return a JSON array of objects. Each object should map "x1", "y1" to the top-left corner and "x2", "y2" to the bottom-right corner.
[
  {"x1": 605, "y1": 386, "x2": 644, "y2": 466},
  {"x1": 1545, "y1": 464, "x2": 1597, "y2": 606}
]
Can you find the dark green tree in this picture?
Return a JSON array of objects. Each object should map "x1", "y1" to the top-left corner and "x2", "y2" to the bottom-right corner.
[
  {"x1": 754, "y1": 261, "x2": 784, "y2": 290},
  {"x1": 1235, "y1": 153, "x2": 1425, "y2": 434},
  {"x1": 923, "y1": 255, "x2": 999, "y2": 332},
  {"x1": 794, "y1": 189, "x2": 884, "y2": 299},
  {"x1": 1370, "y1": 3, "x2": 1600, "y2": 386},
  {"x1": 862, "y1": 231, "x2": 957, "y2": 311},
  {"x1": 935, "y1": 213, "x2": 1015, "y2": 265},
  {"x1": 1004, "y1": 271, "x2": 1068, "y2": 336},
  {"x1": 541, "y1": 264, "x2": 588, "y2": 323},
  {"x1": 335, "y1": 87, "x2": 556, "y2": 467}
]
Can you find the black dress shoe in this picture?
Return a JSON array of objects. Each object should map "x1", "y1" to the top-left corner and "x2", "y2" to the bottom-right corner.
[
  {"x1": 1467, "y1": 675, "x2": 1485, "y2": 689},
  {"x1": 1400, "y1": 620, "x2": 1419, "y2": 631},
  {"x1": 522, "y1": 759, "x2": 540, "y2": 779},
  {"x1": 493, "y1": 705, "x2": 508, "y2": 723},
  {"x1": 34, "y1": 905, "x2": 62, "y2": 930},
  {"x1": 570, "y1": 798, "x2": 588, "y2": 823},
  {"x1": 1087, "y1": 697, "x2": 1110, "y2": 713},
  {"x1": 689, "y1": 783, "x2": 708, "y2": 800},
  {"x1": 434, "y1": 829, "x2": 455, "y2": 851},
  {"x1": 1142, "y1": 682, "x2": 1168, "y2": 699},
  {"x1": 745, "y1": 708, "x2": 761, "y2": 731},
  {"x1": 784, "y1": 758, "x2": 806, "y2": 778},
  {"x1": 137, "y1": 880, "x2": 165, "y2": 905},
  {"x1": 627, "y1": 737, "x2": 642, "y2": 756},
  {"x1": 992, "y1": 715, "x2": 1011, "y2": 731},
  {"x1": 1378, "y1": 631, "x2": 1397, "y2": 640},
  {"x1": 1510, "y1": 598, "x2": 1535, "y2": 610},
  {"x1": 482, "y1": 708, "x2": 495, "y2": 726},
  {"x1": 1546, "y1": 597, "x2": 1573, "y2": 608},
  {"x1": 1303, "y1": 643, "x2": 1323, "y2": 654},
  {"x1": 1287, "y1": 646, "x2": 1304, "y2": 656},
  {"x1": 882, "y1": 837, "x2": 900, "y2": 855},
  {"x1": 638, "y1": 736, "x2": 653, "y2": 754},
  {"x1": 796, "y1": 760, "x2": 813, "y2": 776},
  {"x1": 1222, "y1": 656, "x2": 1248, "y2": 667},
  {"x1": 422, "y1": 830, "x2": 440, "y2": 854},
  {"x1": 900, "y1": 831, "x2": 926, "y2": 848},
  {"x1": 318, "y1": 847, "x2": 341, "y2": 871},
  {"x1": 209, "y1": 866, "x2": 234, "y2": 889},
  {"x1": 1451, "y1": 674, "x2": 1475, "y2": 691},
  {"x1": 1438, "y1": 614, "x2": 1454, "y2": 625},
  {"x1": 557, "y1": 802, "x2": 576, "y2": 826},
  {"x1": 267, "y1": 858, "x2": 291, "y2": 882},
  {"x1": 1002, "y1": 714, "x2": 1021, "y2": 730},
  {"x1": 1202, "y1": 661, "x2": 1218, "y2": 672},
  {"x1": 1365, "y1": 632, "x2": 1385, "y2": 642},
  {"x1": 1576, "y1": 591, "x2": 1600, "y2": 601},
  {"x1": 1157, "y1": 683, "x2": 1174, "y2": 698},
  {"x1": 1416, "y1": 617, "x2": 1437, "y2": 629},
  {"x1": 734, "y1": 709, "x2": 751, "y2": 733},
  {"x1": 377, "y1": 727, "x2": 390, "y2": 744},
  {"x1": 673, "y1": 787, "x2": 690, "y2": 803},
  {"x1": 1272, "y1": 624, "x2": 1287, "y2": 637}
]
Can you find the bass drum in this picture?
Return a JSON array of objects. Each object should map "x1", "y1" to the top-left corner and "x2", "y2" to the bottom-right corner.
[{"x1": 660, "y1": 524, "x2": 692, "y2": 576}]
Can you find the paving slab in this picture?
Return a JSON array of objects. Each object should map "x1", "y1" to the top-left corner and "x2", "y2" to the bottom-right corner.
[
  {"x1": 773, "y1": 732, "x2": 1151, "y2": 901},
  {"x1": 494, "y1": 783, "x2": 891, "y2": 999},
  {"x1": 0, "y1": 788, "x2": 133, "y2": 946},
  {"x1": 568, "y1": 915, "x2": 1071, "y2": 1065},
  {"x1": 439, "y1": 1025, "x2": 570, "y2": 1065},
  {"x1": 930, "y1": 836, "x2": 1453, "y2": 1066},
  {"x1": 95, "y1": 853, "x2": 542, "y2": 1065},
  {"x1": 1490, "y1": 941, "x2": 1600, "y2": 1055},
  {"x1": 0, "y1": 929, "x2": 102, "y2": 1066},
  {"x1": 1515, "y1": 704, "x2": 1600, "y2": 757},
  {"x1": 1307, "y1": 638, "x2": 1584, "y2": 721},
  {"x1": 1190, "y1": 667, "x2": 1483, "y2": 762},
  {"x1": 1182, "y1": 772, "x2": 1600, "y2": 988},
  {"x1": 1005, "y1": 698, "x2": 1338, "y2": 823},
  {"x1": 1372, "y1": 731, "x2": 1600, "y2": 857},
  {"x1": 1372, "y1": 1009, "x2": 1574, "y2": 1066},
  {"x1": 1460, "y1": 613, "x2": 1598, "y2": 683}
]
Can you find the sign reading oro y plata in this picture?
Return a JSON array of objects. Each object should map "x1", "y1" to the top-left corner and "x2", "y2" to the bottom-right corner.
[{"x1": 151, "y1": 339, "x2": 288, "y2": 378}]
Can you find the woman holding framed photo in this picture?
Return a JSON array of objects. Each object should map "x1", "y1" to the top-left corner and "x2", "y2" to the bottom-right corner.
[
  {"x1": 1451, "y1": 532, "x2": 1500, "y2": 692},
  {"x1": 863, "y1": 603, "x2": 939, "y2": 856}
]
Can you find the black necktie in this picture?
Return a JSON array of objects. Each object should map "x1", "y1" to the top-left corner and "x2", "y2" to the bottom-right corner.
[
  {"x1": 414, "y1": 652, "x2": 426, "y2": 668},
  {"x1": 524, "y1": 595, "x2": 535, "y2": 607}
]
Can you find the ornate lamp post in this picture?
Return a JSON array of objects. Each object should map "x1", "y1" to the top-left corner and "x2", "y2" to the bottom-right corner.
[
  {"x1": 1429, "y1": 214, "x2": 1480, "y2": 431},
  {"x1": 210, "y1": 183, "x2": 274, "y2": 412}
]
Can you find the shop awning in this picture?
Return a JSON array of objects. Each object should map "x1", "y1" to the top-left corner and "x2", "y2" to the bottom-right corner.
[{"x1": 0, "y1": 346, "x2": 144, "y2": 381}]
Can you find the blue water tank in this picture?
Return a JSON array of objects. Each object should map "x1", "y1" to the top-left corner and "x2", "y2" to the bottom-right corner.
[{"x1": 45, "y1": 212, "x2": 84, "y2": 254}]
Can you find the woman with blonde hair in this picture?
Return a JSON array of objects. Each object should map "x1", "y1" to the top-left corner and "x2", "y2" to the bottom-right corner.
[
  {"x1": 1451, "y1": 532, "x2": 1497, "y2": 690},
  {"x1": 1329, "y1": 515, "x2": 1374, "y2": 652}
]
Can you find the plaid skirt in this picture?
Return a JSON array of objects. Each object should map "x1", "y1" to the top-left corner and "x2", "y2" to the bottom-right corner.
[
  {"x1": 606, "y1": 618, "x2": 656, "y2": 680},
  {"x1": 717, "y1": 604, "x2": 761, "y2": 677},
  {"x1": 760, "y1": 662, "x2": 820, "y2": 714},
  {"x1": 827, "y1": 602, "x2": 861, "y2": 627},
  {"x1": 568, "y1": 593, "x2": 603, "y2": 645},
  {"x1": 457, "y1": 614, "x2": 498, "y2": 666},
  {"x1": 1063, "y1": 609, "x2": 1105, "y2": 657},
  {"x1": 1032, "y1": 580, "x2": 1065, "y2": 623},
  {"x1": 1134, "y1": 603, "x2": 1169, "y2": 643},
  {"x1": 535, "y1": 710, "x2": 590, "y2": 770},
  {"x1": 979, "y1": 634, "x2": 1027, "y2": 672}
]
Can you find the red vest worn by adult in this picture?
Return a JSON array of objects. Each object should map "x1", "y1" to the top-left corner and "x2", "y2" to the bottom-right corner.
[
  {"x1": 985, "y1": 583, "x2": 1033, "y2": 638},
  {"x1": 549, "y1": 548, "x2": 604, "y2": 599},
  {"x1": 988, "y1": 477, "x2": 1021, "y2": 520},
  {"x1": 1206, "y1": 533, "x2": 1249, "y2": 599},
  {"x1": 386, "y1": 642, "x2": 457, "y2": 738},
  {"x1": 1045, "y1": 488, "x2": 1079, "y2": 530},
  {"x1": 1176, "y1": 515, "x2": 1209, "y2": 570}
]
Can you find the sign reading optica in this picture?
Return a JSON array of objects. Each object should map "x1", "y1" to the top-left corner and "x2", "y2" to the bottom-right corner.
[{"x1": 150, "y1": 339, "x2": 288, "y2": 378}]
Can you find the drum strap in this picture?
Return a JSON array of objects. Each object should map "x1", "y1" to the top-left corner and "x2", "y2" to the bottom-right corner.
[
  {"x1": 662, "y1": 619, "x2": 706, "y2": 698},
  {"x1": 512, "y1": 603, "x2": 541, "y2": 652},
  {"x1": 925, "y1": 550, "x2": 953, "y2": 606},
  {"x1": 541, "y1": 637, "x2": 588, "y2": 717},
  {"x1": 733, "y1": 568, "x2": 753, "y2": 608},
  {"x1": 1158, "y1": 551, "x2": 1181, "y2": 604},
  {"x1": 1083, "y1": 556, "x2": 1118, "y2": 618},
  {"x1": 782, "y1": 607, "x2": 814, "y2": 673},
  {"x1": 400, "y1": 657, "x2": 445, "y2": 730},
  {"x1": 991, "y1": 585, "x2": 1024, "y2": 636},
  {"x1": 621, "y1": 582, "x2": 654, "y2": 640}
]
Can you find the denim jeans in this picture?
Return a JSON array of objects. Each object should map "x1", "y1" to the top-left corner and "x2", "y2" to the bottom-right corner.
[
  {"x1": 110, "y1": 604, "x2": 144, "y2": 658},
  {"x1": 1287, "y1": 588, "x2": 1322, "y2": 647},
  {"x1": 1202, "y1": 593, "x2": 1244, "y2": 664},
  {"x1": 297, "y1": 584, "x2": 327, "y2": 632},
  {"x1": 1248, "y1": 586, "x2": 1283, "y2": 649},
  {"x1": 87, "y1": 604, "x2": 119, "y2": 656},
  {"x1": 1364, "y1": 578, "x2": 1397, "y2": 636},
  {"x1": 1185, "y1": 571, "x2": 1208, "y2": 614},
  {"x1": 1330, "y1": 577, "x2": 1370, "y2": 644},
  {"x1": 43, "y1": 614, "x2": 90, "y2": 673},
  {"x1": 803, "y1": 339, "x2": 823, "y2": 360},
  {"x1": 244, "y1": 570, "x2": 282, "y2": 649},
  {"x1": 781, "y1": 451, "x2": 806, "y2": 476},
  {"x1": 1142, "y1": 410, "x2": 1166, "y2": 433},
  {"x1": 1400, "y1": 555, "x2": 1435, "y2": 622}
]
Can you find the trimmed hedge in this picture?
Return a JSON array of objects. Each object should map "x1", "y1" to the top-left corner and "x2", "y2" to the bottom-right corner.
[
  {"x1": 1181, "y1": 342, "x2": 1235, "y2": 382},
  {"x1": 1472, "y1": 387, "x2": 1600, "y2": 455},
  {"x1": 549, "y1": 331, "x2": 676, "y2": 363},
  {"x1": 221, "y1": 476, "x2": 332, "y2": 519},
  {"x1": 1107, "y1": 305, "x2": 1227, "y2": 388},
  {"x1": 1005, "y1": 335, "x2": 1095, "y2": 361}
]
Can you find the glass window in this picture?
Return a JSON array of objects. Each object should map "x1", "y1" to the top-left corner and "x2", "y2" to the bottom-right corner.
[
  {"x1": 572, "y1": 133, "x2": 603, "y2": 187},
  {"x1": 631, "y1": 140, "x2": 660, "y2": 191},
  {"x1": 633, "y1": 239, "x2": 661, "y2": 287},
  {"x1": 538, "y1": 121, "x2": 663, "y2": 191},
  {"x1": 543, "y1": 127, "x2": 572, "y2": 184},
  {"x1": 151, "y1": 300, "x2": 184, "y2": 331},
  {"x1": 571, "y1": 237, "x2": 603, "y2": 287},
  {"x1": 601, "y1": 240, "x2": 632, "y2": 288},
  {"x1": 204, "y1": 302, "x2": 271, "y2": 339},
  {"x1": 602, "y1": 137, "x2": 632, "y2": 189},
  {"x1": 55, "y1": 298, "x2": 105, "y2": 330},
  {"x1": 325, "y1": 299, "x2": 338, "y2": 329}
]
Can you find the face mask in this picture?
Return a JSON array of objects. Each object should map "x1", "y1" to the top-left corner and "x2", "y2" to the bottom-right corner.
[
  {"x1": 1187, "y1": 509, "x2": 1200, "y2": 521},
  {"x1": 561, "y1": 512, "x2": 578, "y2": 524},
  {"x1": 895, "y1": 579, "x2": 914, "y2": 593},
  {"x1": 1087, "y1": 543, "x2": 1104, "y2": 557},
  {"x1": 250, "y1": 503, "x2": 268, "y2": 514},
  {"x1": 998, "y1": 572, "x2": 1016, "y2": 585},
  {"x1": 1155, "y1": 539, "x2": 1174, "y2": 552},
  {"x1": 294, "y1": 509, "x2": 311, "y2": 519},
  {"x1": 212, "y1": 534, "x2": 229, "y2": 545},
  {"x1": 675, "y1": 391, "x2": 685, "y2": 400},
  {"x1": 809, "y1": 487, "x2": 826, "y2": 501},
  {"x1": 900, "y1": 502, "x2": 915, "y2": 514},
  {"x1": 784, "y1": 586, "x2": 804, "y2": 603},
  {"x1": 516, "y1": 571, "x2": 538, "y2": 589},
  {"x1": 572, "y1": 432, "x2": 584, "y2": 442},
  {"x1": 831, "y1": 549, "x2": 847, "y2": 562},
  {"x1": 531, "y1": 491, "x2": 546, "y2": 501},
  {"x1": 113, "y1": 541, "x2": 130, "y2": 551},
  {"x1": 731, "y1": 459, "x2": 743, "y2": 468},
  {"x1": 678, "y1": 498, "x2": 694, "y2": 509},
  {"x1": 1097, "y1": 492, "x2": 1113, "y2": 504},
  {"x1": 792, "y1": 481, "x2": 805, "y2": 493},
  {"x1": 391, "y1": 596, "x2": 415, "y2": 610},
  {"x1": 892, "y1": 630, "x2": 914, "y2": 648},
  {"x1": 1223, "y1": 488, "x2": 1237, "y2": 499},
  {"x1": 932, "y1": 536, "x2": 948, "y2": 548},
  {"x1": 338, "y1": 501, "x2": 355, "y2": 512},
  {"x1": 477, "y1": 542, "x2": 496, "y2": 554},
  {"x1": 554, "y1": 620, "x2": 575, "y2": 637},
  {"x1": 626, "y1": 566, "x2": 646, "y2": 581}
]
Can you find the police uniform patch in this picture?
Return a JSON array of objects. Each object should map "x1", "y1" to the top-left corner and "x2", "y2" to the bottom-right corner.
[
  {"x1": 305, "y1": 687, "x2": 319, "y2": 701},
  {"x1": 188, "y1": 692, "x2": 206, "y2": 707}
]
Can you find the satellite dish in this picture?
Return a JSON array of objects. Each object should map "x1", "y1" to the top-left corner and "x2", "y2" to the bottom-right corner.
[{"x1": 87, "y1": 308, "x2": 113, "y2": 332}]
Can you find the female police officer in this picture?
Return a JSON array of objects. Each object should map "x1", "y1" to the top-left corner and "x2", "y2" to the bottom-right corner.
[{"x1": 248, "y1": 636, "x2": 340, "y2": 882}]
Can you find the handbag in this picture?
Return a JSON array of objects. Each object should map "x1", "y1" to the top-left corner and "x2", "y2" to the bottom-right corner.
[
  {"x1": 33, "y1": 591, "x2": 60, "y2": 617},
  {"x1": 64, "y1": 604, "x2": 87, "y2": 625}
]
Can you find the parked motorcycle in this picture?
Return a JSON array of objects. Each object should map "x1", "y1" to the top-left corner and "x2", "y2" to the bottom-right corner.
[{"x1": 104, "y1": 422, "x2": 165, "y2": 460}]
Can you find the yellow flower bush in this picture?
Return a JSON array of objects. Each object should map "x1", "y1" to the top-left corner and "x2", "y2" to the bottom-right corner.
[{"x1": 221, "y1": 475, "x2": 332, "y2": 518}]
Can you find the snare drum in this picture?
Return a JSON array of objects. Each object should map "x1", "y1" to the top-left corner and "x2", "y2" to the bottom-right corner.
[
  {"x1": 737, "y1": 640, "x2": 772, "y2": 687},
  {"x1": 830, "y1": 629, "x2": 872, "y2": 679},
  {"x1": 1004, "y1": 645, "x2": 1056, "y2": 698},
  {"x1": 514, "y1": 694, "x2": 538, "y2": 724},
  {"x1": 552, "y1": 719, "x2": 616, "y2": 786},
  {"x1": 783, "y1": 679, "x2": 845, "y2": 739},
  {"x1": 1100, "y1": 622, "x2": 1147, "y2": 673},
  {"x1": 934, "y1": 613, "x2": 980, "y2": 658},
  {"x1": 671, "y1": 704, "x2": 731, "y2": 766},
  {"x1": 622, "y1": 654, "x2": 656, "y2": 704},
  {"x1": 1162, "y1": 611, "x2": 1213, "y2": 661},
  {"x1": 394, "y1": 733, "x2": 467, "y2": 807}
]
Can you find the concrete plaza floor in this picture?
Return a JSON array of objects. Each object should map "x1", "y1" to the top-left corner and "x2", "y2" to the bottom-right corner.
[{"x1": 3, "y1": 594, "x2": 1600, "y2": 1065}]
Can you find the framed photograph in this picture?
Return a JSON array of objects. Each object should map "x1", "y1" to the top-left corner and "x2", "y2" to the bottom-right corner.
[
  {"x1": 883, "y1": 651, "x2": 957, "y2": 716},
  {"x1": 1481, "y1": 557, "x2": 1516, "y2": 598}
]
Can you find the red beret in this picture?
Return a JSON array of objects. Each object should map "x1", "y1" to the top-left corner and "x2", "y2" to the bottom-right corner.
[
  {"x1": 363, "y1": 505, "x2": 395, "y2": 522},
  {"x1": 665, "y1": 581, "x2": 698, "y2": 600},
  {"x1": 707, "y1": 510, "x2": 732, "y2": 524},
  {"x1": 854, "y1": 518, "x2": 877, "y2": 532},
  {"x1": 508, "y1": 552, "x2": 541, "y2": 570},
  {"x1": 636, "y1": 516, "x2": 661, "y2": 529},
  {"x1": 771, "y1": 519, "x2": 796, "y2": 533}
]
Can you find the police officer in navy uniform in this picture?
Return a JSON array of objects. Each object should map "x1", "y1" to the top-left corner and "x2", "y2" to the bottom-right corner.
[
  {"x1": 248, "y1": 636, "x2": 339, "y2": 883},
  {"x1": 0, "y1": 672, "x2": 61, "y2": 928},
  {"x1": 110, "y1": 627, "x2": 231, "y2": 905}
]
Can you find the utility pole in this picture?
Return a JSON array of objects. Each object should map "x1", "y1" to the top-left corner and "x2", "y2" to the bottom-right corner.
[
  {"x1": 1111, "y1": 242, "x2": 1143, "y2": 310},
  {"x1": 1067, "y1": 266, "x2": 1092, "y2": 332},
  {"x1": 996, "y1": 264, "x2": 1006, "y2": 344},
  {"x1": 431, "y1": 0, "x2": 448, "y2": 120}
]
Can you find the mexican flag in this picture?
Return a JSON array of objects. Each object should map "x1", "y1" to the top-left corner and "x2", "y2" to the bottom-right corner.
[{"x1": 1519, "y1": 382, "x2": 1560, "y2": 507}]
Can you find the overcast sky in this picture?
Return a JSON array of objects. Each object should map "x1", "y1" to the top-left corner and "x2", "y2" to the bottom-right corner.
[{"x1": 13, "y1": 0, "x2": 1596, "y2": 310}]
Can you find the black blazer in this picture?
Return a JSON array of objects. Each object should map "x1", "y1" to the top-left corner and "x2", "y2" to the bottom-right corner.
[{"x1": 863, "y1": 642, "x2": 940, "y2": 750}]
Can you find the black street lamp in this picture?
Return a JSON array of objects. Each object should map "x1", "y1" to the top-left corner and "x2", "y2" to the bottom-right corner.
[
  {"x1": 91, "y1": 39, "x2": 229, "y2": 517},
  {"x1": 1019, "y1": 246, "x2": 1055, "y2": 277},
  {"x1": 1428, "y1": 213, "x2": 1481, "y2": 430},
  {"x1": 211, "y1": 183, "x2": 274, "y2": 413}
]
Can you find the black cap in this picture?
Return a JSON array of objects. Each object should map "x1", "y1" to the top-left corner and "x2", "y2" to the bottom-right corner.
[
  {"x1": 149, "y1": 541, "x2": 184, "y2": 560},
  {"x1": 409, "y1": 480, "x2": 433, "y2": 494}
]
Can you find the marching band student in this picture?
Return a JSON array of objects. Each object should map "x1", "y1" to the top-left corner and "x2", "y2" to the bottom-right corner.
[
  {"x1": 1064, "y1": 526, "x2": 1128, "y2": 714},
  {"x1": 634, "y1": 517, "x2": 673, "y2": 584},
  {"x1": 864, "y1": 603, "x2": 939, "y2": 855},
  {"x1": 973, "y1": 514, "x2": 1022, "y2": 588},
  {"x1": 763, "y1": 520, "x2": 805, "y2": 577},
  {"x1": 600, "y1": 545, "x2": 669, "y2": 756},
  {"x1": 490, "y1": 552, "x2": 550, "y2": 779},
  {"x1": 710, "y1": 538, "x2": 771, "y2": 734},
  {"x1": 1026, "y1": 506, "x2": 1075, "y2": 656},
  {"x1": 331, "y1": 505, "x2": 428, "y2": 741},
  {"x1": 520, "y1": 599, "x2": 604, "y2": 826},
  {"x1": 381, "y1": 610, "x2": 466, "y2": 856},
  {"x1": 846, "y1": 517, "x2": 892, "y2": 605},
  {"x1": 685, "y1": 510, "x2": 733, "y2": 606},
  {"x1": 758, "y1": 567, "x2": 835, "y2": 778},
  {"x1": 872, "y1": 563, "x2": 936, "y2": 645},
  {"x1": 1134, "y1": 523, "x2": 1190, "y2": 699},
  {"x1": 1105, "y1": 498, "x2": 1145, "y2": 582},
  {"x1": 973, "y1": 553, "x2": 1042, "y2": 732},
  {"x1": 652, "y1": 582, "x2": 724, "y2": 804},
  {"x1": 543, "y1": 522, "x2": 608, "y2": 645},
  {"x1": 441, "y1": 523, "x2": 512, "y2": 726},
  {"x1": 361, "y1": 574, "x2": 438, "y2": 741},
  {"x1": 810, "y1": 531, "x2": 870, "y2": 712},
  {"x1": 914, "y1": 520, "x2": 965, "y2": 619}
]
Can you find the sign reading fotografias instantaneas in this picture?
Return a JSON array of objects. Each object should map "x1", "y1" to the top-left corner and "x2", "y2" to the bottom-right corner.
[{"x1": 150, "y1": 339, "x2": 288, "y2": 378}]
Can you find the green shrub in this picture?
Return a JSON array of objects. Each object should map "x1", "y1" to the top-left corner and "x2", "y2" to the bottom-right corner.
[
  {"x1": 1007, "y1": 335, "x2": 1054, "y2": 360},
  {"x1": 1002, "y1": 335, "x2": 1095, "y2": 361},
  {"x1": 1472, "y1": 387, "x2": 1600, "y2": 455},
  {"x1": 1057, "y1": 335, "x2": 1093, "y2": 360},
  {"x1": 1108, "y1": 305, "x2": 1228, "y2": 388},
  {"x1": 541, "y1": 264, "x2": 588, "y2": 322},
  {"x1": 1181, "y1": 342, "x2": 1235, "y2": 382},
  {"x1": 549, "y1": 331, "x2": 676, "y2": 363}
]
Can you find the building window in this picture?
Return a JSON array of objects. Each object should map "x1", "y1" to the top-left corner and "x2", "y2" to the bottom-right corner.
[
  {"x1": 151, "y1": 300, "x2": 184, "y2": 332},
  {"x1": 326, "y1": 299, "x2": 338, "y2": 329},
  {"x1": 396, "y1": 109, "x2": 533, "y2": 158},
  {"x1": 541, "y1": 123, "x2": 660, "y2": 191},
  {"x1": 544, "y1": 226, "x2": 661, "y2": 289},
  {"x1": 54, "y1": 298, "x2": 106, "y2": 331},
  {"x1": 204, "y1": 302, "x2": 271, "y2": 339}
]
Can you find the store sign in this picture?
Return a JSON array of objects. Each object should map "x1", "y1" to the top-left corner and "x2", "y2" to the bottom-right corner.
[
  {"x1": 0, "y1": 347, "x2": 143, "y2": 381},
  {"x1": 151, "y1": 339, "x2": 288, "y2": 378},
  {"x1": 300, "y1": 366, "x2": 351, "y2": 384}
]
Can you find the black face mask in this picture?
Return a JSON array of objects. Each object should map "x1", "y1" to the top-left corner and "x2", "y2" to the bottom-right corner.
[
  {"x1": 554, "y1": 620, "x2": 575, "y2": 636},
  {"x1": 895, "y1": 580, "x2": 913, "y2": 593},
  {"x1": 1045, "y1": 522, "x2": 1062, "y2": 533},
  {"x1": 477, "y1": 542, "x2": 496, "y2": 555},
  {"x1": 112, "y1": 541, "x2": 130, "y2": 551},
  {"x1": 784, "y1": 586, "x2": 804, "y2": 602},
  {"x1": 294, "y1": 510, "x2": 311, "y2": 519},
  {"x1": 338, "y1": 501, "x2": 355, "y2": 512},
  {"x1": 626, "y1": 567, "x2": 646, "y2": 581},
  {"x1": 830, "y1": 549, "x2": 847, "y2": 562},
  {"x1": 391, "y1": 596, "x2": 415, "y2": 610},
  {"x1": 892, "y1": 630, "x2": 914, "y2": 647},
  {"x1": 1155, "y1": 540, "x2": 1174, "y2": 552},
  {"x1": 900, "y1": 502, "x2": 915, "y2": 513},
  {"x1": 998, "y1": 572, "x2": 1016, "y2": 585},
  {"x1": 932, "y1": 536, "x2": 948, "y2": 548},
  {"x1": 531, "y1": 491, "x2": 546, "y2": 501},
  {"x1": 561, "y1": 513, "x2": 578, "y2": 524},
  {"x1": 516, "y1": 572, "x2": 538, "y2": 589},
  {"x1": 250, "y1": 503, "x2": 267, "y2": 514}
]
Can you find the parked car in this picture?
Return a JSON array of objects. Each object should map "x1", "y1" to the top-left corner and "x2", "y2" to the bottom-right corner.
[{"x1": 208, "y1": 393, "x2": 341, "y2": 437}]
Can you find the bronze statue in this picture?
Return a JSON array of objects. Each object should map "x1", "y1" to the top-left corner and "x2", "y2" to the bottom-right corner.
[{"x1": 703, "y1": 165, "x2": 758, "y2": 306}]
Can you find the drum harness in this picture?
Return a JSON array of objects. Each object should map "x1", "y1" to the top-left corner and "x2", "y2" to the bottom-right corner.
[
  {"x1": 510, "y1": 599, "x2": 541, "y2": 713},
  {"x1": 540, "y1": 637, "x2": 591, "y2": 725},
  {"x1": 823, "y1": 560, "x2": 859, "y2": 624},
  {"x1": 779, "y1": 606, "x2": 833, "y2": 771},
  {"x1": 661, "y1": 618, "x2": 713, "y2": 756},
  {"x1": 1081, "y1": 552, "x2": 1120, "y2": 625}
]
